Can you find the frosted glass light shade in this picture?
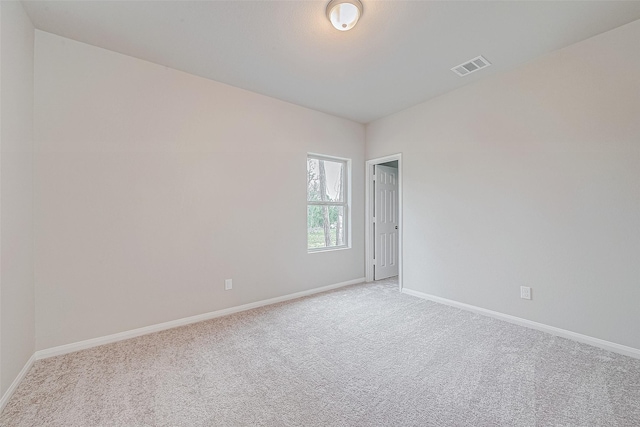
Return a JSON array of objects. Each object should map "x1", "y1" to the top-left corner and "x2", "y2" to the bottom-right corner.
[{"x1": 326, "y1": 0, "x2": 363, "y2": 31}]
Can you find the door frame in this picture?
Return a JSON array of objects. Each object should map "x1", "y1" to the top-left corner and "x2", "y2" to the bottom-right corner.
[{"x1": 365, "y1": 153, "x2": 403, "y2": 291}]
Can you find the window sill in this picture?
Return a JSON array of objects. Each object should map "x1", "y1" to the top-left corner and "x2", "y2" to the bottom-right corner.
[{"x1": 308, "y1": 246, "x2": 351, "y2": 254}]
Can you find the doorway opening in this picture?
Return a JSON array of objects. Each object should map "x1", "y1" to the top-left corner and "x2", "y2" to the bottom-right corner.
[{"x1": 365, "y1": 154, "x2": 402, "y2": 291}]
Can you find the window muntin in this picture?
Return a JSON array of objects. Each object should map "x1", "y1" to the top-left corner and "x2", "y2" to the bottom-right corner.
[{"x1": 307, "y1": 155, "x2": 349, "y2": 251}]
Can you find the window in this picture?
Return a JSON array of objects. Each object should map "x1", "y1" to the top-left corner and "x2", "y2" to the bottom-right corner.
[{"x1": 307, "y1": 154, "x2": 350, "y2": 251}]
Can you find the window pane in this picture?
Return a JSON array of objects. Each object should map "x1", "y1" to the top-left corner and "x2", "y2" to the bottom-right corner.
[
  {"x1": 307, "y1": 158, "x2": 344, "y2": 203},
  {"x1": 308, "y1": 205, "x2": 346, "y2": 249},
  {"x1": 307, "y1": 158, "x2": 320, "y2": 201}
]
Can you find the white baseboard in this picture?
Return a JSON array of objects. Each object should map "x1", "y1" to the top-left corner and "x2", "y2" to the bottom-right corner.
[
  {"x1": 402, "y1": 288, "x2": 640, "y2": 360},
  {"x1": 0, "y1": 354, "x2": 35, "y2": 414},
  {"x1": 35, "y1": 277, "x2": 365, "y2": 360}
]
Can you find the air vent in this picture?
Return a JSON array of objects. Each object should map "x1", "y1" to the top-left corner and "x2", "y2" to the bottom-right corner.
[{"x1": 451, "y1": 55, "x2": 491, "y2": 77}]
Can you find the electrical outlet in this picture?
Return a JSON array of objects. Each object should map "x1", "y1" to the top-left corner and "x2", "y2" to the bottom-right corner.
[
  {"x1": 520, "y1": 286, "x2": 531, "y2": 300},
  {"x1": 225, "y1": 279, "x2": 232, "y2": 291}
]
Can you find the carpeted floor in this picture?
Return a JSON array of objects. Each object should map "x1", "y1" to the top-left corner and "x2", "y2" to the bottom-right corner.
[{"x1": 1, "y1": 278, "x2": 639, "y2": 426}]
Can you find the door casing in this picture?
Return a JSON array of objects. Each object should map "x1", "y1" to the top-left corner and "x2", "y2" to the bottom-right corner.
[{"x1": 365, "y1": 153, "x2": 403, "y2": 291}]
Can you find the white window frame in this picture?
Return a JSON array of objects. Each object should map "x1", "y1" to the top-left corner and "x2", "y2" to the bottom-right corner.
[{"x1": 307, "y1": 153, "x2": 351, "y2": 253}]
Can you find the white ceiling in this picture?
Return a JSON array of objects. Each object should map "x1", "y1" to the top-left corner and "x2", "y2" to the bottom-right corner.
[{"x1": 22, "y1": 1, "x2": 640, "y2": 123}]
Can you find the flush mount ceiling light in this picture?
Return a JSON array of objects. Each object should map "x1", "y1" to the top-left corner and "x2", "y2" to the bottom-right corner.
[{"x1": 326, "y1": 0, "x2": 363, "y2": 31}]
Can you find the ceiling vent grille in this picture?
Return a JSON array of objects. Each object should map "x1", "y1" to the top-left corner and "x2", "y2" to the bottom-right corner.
[{"x1": 451, "y1": 55, "x2": 491, "y2": 77}]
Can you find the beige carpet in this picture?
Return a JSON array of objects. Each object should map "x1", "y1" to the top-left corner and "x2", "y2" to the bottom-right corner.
[{"x1": 1, "y1": 278, "x2": 639, "y2": 426}]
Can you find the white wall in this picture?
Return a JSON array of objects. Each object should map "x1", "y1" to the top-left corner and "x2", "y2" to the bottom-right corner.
[
  {"x1": 0, "y1": 0, "x2": 35, "y2": 395},
  {"x1": 367, "y1": 20, "x2": 640, "y2": 349},
  {"x1": 34, "y1": 31, "x2": 365, "y2": 350}
]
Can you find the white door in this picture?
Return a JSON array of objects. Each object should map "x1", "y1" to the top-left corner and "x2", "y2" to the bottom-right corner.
[{"x1": 374, "y1": 165, "x2": 399, "y2": 280}]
